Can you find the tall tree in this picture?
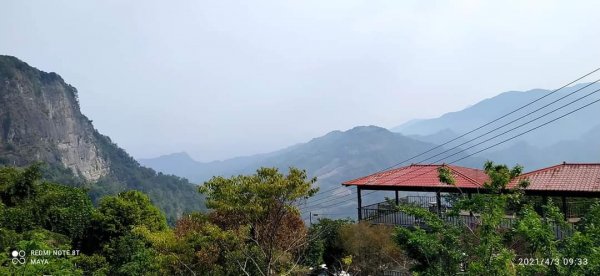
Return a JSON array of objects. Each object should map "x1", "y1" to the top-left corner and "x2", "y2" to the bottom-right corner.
[
  {"x1": 394, "y1": 162, "x2": 529, "y2": 275},
  {"x1": 199, "y1": 167, "x2": 318, "y2": 275}
]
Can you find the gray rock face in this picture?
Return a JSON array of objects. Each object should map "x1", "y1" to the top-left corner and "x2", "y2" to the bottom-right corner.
[{"x1": 0, "y1": 56, "x2": 109, "y2": 181}]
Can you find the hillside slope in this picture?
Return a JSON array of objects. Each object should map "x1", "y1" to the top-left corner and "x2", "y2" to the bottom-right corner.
[{"x1": 0, "y1": 55, "x2": 205, "y2": 222}]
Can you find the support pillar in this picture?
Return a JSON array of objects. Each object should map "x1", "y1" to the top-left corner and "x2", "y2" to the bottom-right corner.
[
  {"x1": 357, "y1": 187, "x2": 363, "y2": 221},
  {"x1": 468, "y1": 192, "x2": 473, "y2": 217},
  {"x1": 395, "y1": 190, "x2": 399, "y2": 205},
  {"x1": 436, "y1": 191, "x2": 442, "y2": 216},
  {"x1": 562, "y1": 196, "x2": 568, "y2": 220},
  {"x1": 542, "y1": 195, "x2": 548, "y2": 220}
]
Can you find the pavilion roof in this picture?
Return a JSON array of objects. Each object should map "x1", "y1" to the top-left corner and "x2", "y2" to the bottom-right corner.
[
  {"x1": 342, "y1": 164, "x2": 488, "y2": 189},
  {"x1": 509, "y1": 163, "x2": 600, "y2": 192},
  {"x1": 343, "y1": 163, "x2": 600, "y2": 196}
]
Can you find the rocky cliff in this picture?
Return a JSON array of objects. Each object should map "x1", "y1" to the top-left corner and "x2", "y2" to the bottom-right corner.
[
  {"x1": 0, "y1": 56, "x2": 109, "y2": 181},
  {"x1": 0, "y1": 55, "x2": 205, "y2": 222}
]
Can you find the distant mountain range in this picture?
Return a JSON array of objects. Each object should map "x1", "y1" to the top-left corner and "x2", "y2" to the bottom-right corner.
[
  {"x1": 141, "y1": 83, "x2": 600, "y2": 218},
  {"x1": 391, "y1": 83, "x2": 600, "y2": 170},
  {"x1": 142, "y1": 126, "x2": 483, "y2": 183},
  {"x1": 484, "y1": 124, "x2": 600, "y2": 169},
  {"x1": 140, "y1": 126, "x2": 486, "y2": 217},
  {"x1": 391, "y1": 83, "x2": 600, "y2": 148},
  {"x1": 0, "y1": 55, "x2": 205, "y2": 222}
]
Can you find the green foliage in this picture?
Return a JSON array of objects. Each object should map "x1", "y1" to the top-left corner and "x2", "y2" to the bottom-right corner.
[
  {"x1": 93, "y1": 190, "x2": 168, "y2": 244},
  {"x1": 92, "y1": 132, "x2": 206, "y2": 224},
  {"x1": 102, "y1": 232, "x2": 160, "y2": 276},
  {"x1": 395, "y1": 162, "x2": 528, "y2": 275},
  {"x1": 0, "y1": 229, "x2": 82, "y2": 275},
  {"x1": 0, "y1": 165, "x2": 94, "y2": 240},
  {"x1": 395, "y1": 204, "x2": 463, "y2": 275},
  {"x1": 561, "y1": 203, "x2": 600, "y2": 275},
  {"x1": 0, "y1": 165, "x2": 169, "y2": 275},
  {"x1": 4, "y1": 161, "x2": 600, "y2": 275},
  {"x1": 455, "y1": 162, "x2": 526, "y2": 275},
  {"x1": 393, "y1": 162, "x2": 600, "y2": 276},
  {"x1": 0, "y1": 163, "x2": 40, "y2": 205},
  {"x1": 437, "y1": 166, "x2": 455, "y2": 186},
  {"x1": 1, "y1": 164, "x2": 319, "y2": 275},
  {"x1": 304, "y1": 218, "x2": 353, "y2": 268},
  {"x1": 340, "y1": 222, "x2": 410, "y2": 275},
  {"x1": 35, "y1": 182, "x2": 94, "y2": 241},
  {"x1": 199, "y1": 167, "x2": 318, "y2": 275},
  {"x1": 40, "y1": 163, "x2": 85, "y2": 187},
  {"x1": 73, "y1": 254, "x2": 110, "y2": 276},
  {"x1": 200, "y1": 167, "x2": 318, "y2": 219}
]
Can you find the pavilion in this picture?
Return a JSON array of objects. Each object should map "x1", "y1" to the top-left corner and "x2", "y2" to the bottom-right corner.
[{"x1": 342, "y1": 162, "x2": 600, "y2": 224}]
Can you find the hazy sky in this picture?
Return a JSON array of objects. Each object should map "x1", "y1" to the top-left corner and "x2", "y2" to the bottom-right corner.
[{"x1": 2, "y1": 1, "x2": 600, "y2": 161}]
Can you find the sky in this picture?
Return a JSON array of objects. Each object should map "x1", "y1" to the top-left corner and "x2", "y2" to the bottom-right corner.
[{"x1": 2, "y1": 0, "x2": 600, "y2": 161}]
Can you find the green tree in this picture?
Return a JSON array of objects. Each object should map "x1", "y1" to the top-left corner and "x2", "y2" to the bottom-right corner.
[
  {"x1": 459, "y1": 162, "x2": 527, "y2": 275},
  {"x1": 513, "y1": 200, "x2": 568, "y2": 275},
  {"x1": 561, "y1": 202, "x2": 600, "y2": 275},
  {"x1": 340, "y1": 222, "x2": 411, "y2": 275},
  {"x1": 0, "y1": 229, "x2": 82, "y2": 275},
  {"x1": 0, "y1": 163, "x2": 40, "y2": 205},
  {"x1": 199, "y1": 167, "x2": 318, "y2": 275},
  {"x1": 0, "y1": 165, "x2": 93, "y2": 241},
  {"x1": 394, "y1": 204, "x2": 463, "y2": 275},
  {"x1": 102, "y1": 232, "x2": 160, "y2": 276},
  {"x1": 394, "y1": 162, "x2": 529, "y2": 275},
  {"x1": 91, "y1": 190, "x2": 168, "y2": 246},
  {"x1": 0, "y1": 165, "x2": 172, "y2": 275},
  {"x1": 34, "y1": 182, "x2": 94, "y2": 241},
  {"x1": 304, "y1": 218, "x2": 353, "y2": 269}
]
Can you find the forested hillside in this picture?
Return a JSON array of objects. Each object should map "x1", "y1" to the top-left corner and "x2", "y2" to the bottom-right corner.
[{"x1": 0, "y1": 56, "x2": 205, "y2": 222}]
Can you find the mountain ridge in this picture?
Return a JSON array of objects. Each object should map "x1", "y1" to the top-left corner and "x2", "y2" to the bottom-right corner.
[
  {"x1": 391, "y1": 83, "x2": 600, "y2": 148},
  {"x1": 140, "y1": 125, "x2": 485, "y2": 216}
]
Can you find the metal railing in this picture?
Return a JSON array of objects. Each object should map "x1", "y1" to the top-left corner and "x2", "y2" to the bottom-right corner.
[{"x1": 360, "y1": 199, "x2": 575, "y2": 239}]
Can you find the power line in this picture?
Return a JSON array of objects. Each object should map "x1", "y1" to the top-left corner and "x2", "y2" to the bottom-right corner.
[
  {"x1": 299, "y1": 189, "x2": 355, "y2": 212},
  {"x1": 404, "y1": 82, "x2": 599, "y2": 165},
  {"x1": 349, "y1": 96, "x2": 600, "y2": 192},
  {"x1": 378, "y1": 86, "x2": 600, "y2": 185},
  {"x1": 299, "y1": 68, "x2": 600, "y2": 214},
  {"x1": 360, "y1": 69, "x2": 600, "y2": 185},
  {"x1": 307, "y1": 96, "x2": 600, "y2": 211}
]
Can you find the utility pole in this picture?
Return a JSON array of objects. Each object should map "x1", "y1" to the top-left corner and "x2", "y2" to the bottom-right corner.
[{"x1": 309, "y1": 212, "x2": 320, "y2": 226}]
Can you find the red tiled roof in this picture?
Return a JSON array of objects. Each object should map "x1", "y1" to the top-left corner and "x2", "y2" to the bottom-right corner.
[
  {"x1": 342, "y1": 164, "x2": 489, "y2": 189},
  {"x1": 509, "y1": 163, "x2": 600, "y2": 192}
]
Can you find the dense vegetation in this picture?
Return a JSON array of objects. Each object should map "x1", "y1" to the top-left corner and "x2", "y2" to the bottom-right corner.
[
  {"x1": 0, "y1": 165, "x2": 321, "y2": 275},
  {"x1": 92, "y1": 131, "x2": 206, "y2": 224},
  {"x1": 0, "y1": 164, "x2": 170, "y2": 275},
  {"x1": 394, "y1": 162, "x2": 600, "y2": 275},
  {"x1": 2, "y1": 162, "x2": 600, "y2": 275},
  {"x1": 36, "y1": 158, "x2": 205, "y2": 225}
]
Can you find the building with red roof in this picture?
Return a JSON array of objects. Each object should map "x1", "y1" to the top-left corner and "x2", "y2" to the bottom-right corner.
[
  {"x1": 343, "y1": 164, "x2": 488, "y2": 191},
  {"x1": 343, "y1": 163, "x2": 600, "y2": 221}
]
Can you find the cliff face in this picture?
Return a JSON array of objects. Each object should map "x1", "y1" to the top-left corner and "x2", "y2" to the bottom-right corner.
[
  {"x1": 0, "y1": 56, "x2": 205, "y2": 221},
  {"x1": 0, "y1": 56, "x2": 109, "y2": 181}
]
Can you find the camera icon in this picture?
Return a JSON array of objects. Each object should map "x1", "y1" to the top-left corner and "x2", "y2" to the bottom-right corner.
[{"x1": 11, "y1": 250, "x2": 26, "y2": 265}]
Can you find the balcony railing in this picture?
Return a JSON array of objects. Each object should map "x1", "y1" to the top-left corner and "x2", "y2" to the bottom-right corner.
[{"x1": 360, "y1": 197, "x2": 575, "y2": 239}]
